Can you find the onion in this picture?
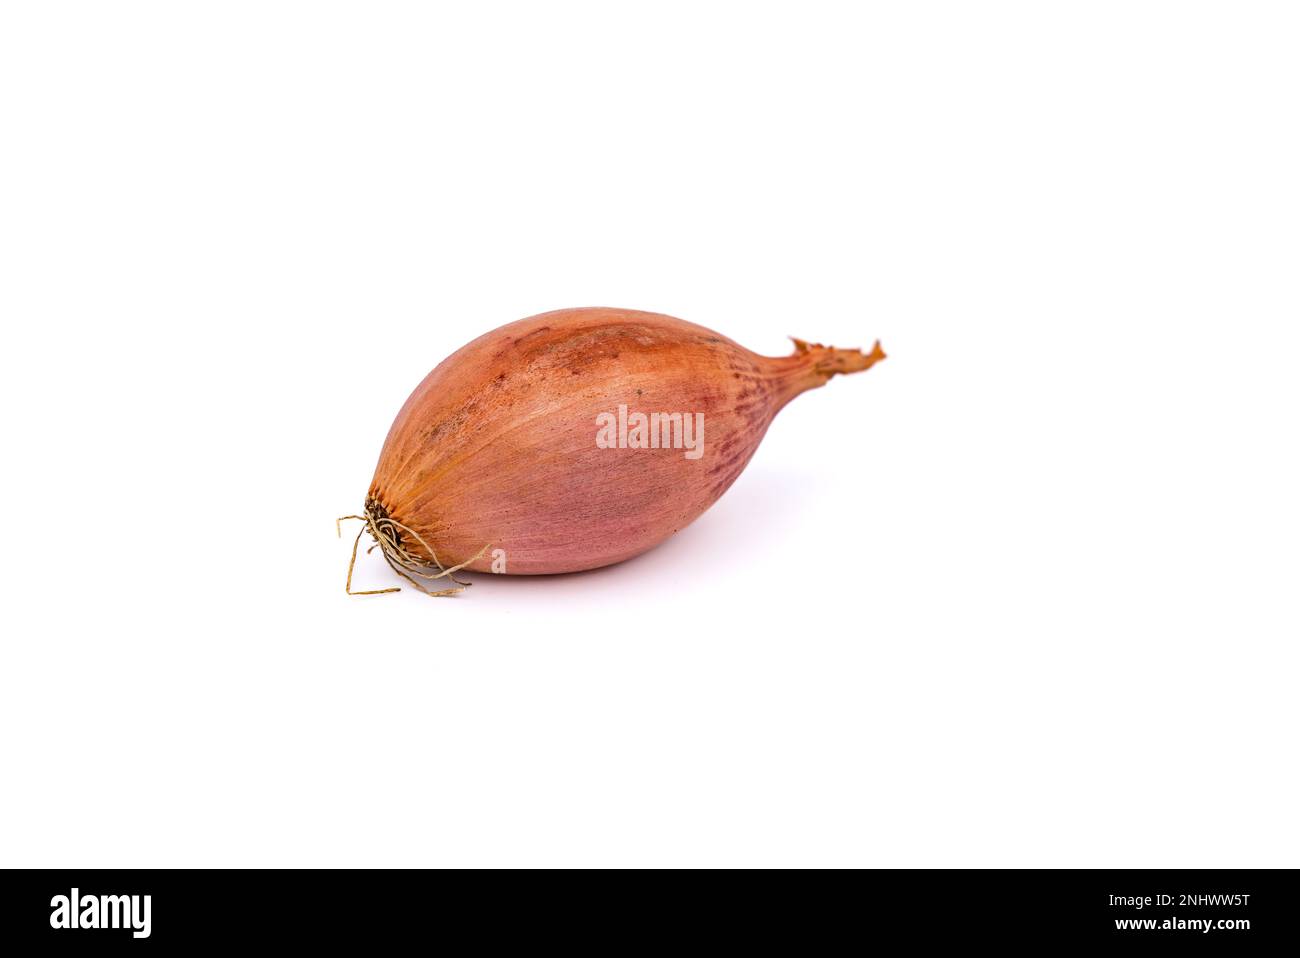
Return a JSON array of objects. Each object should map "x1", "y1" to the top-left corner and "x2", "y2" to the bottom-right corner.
[{"x1": 340, "y1": 307, "x2": 885, "y2": 595}]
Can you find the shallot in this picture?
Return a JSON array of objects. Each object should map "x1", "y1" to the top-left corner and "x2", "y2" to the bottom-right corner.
[{"x1": 340, "y1": 307, "x2": 885, "y2": 595}]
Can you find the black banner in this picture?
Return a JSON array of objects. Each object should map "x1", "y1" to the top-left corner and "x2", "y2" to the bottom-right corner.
[{"x1": 0, "y1": 868, "x2": 1294, "y2": 947}]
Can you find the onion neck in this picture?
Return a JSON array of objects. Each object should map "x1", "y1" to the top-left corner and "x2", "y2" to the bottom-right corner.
[{"x1": 771, "y1": 338, "x2": 886, "y2": 405}]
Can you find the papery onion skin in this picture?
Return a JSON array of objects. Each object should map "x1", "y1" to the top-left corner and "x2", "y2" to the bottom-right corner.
[{"x1": 367, "y1": 307, "x2": 884, "y2": 575}]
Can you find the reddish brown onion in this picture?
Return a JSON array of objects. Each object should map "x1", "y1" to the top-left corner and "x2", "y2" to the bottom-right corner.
[{"x1": 342, "y1": 307, "x2": 884, "y2": 594}]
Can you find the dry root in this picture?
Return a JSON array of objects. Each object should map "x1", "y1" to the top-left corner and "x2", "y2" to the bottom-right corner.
[{"x1": 337, "y1": 501, "x2": 488, "y2": 598}]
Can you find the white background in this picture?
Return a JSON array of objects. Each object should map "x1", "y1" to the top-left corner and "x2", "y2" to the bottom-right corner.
[{"x1": 2, "y1": 2, "x2": 1297, "y2": 867}]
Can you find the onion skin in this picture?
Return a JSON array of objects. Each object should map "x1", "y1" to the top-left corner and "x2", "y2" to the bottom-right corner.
[{"x1": 367, "y1": 307, "x2": 884, "y2": 576}]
